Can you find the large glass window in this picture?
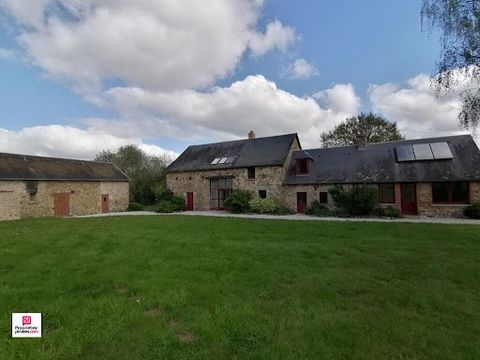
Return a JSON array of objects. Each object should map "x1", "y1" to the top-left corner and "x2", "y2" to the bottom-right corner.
[
  {"x1": 210, "y1": 178, "x2": 233, "y2": 209},
  {"x1": 378, "y1": 184, "x2": 395, "y2": 204},
  {"x1": 432, "y1": 182, "x2": 469, "y2": 204}
]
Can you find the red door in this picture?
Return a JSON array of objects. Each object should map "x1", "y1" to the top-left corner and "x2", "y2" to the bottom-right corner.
[
  {"x1": 54, "y1": 193, "x2": 70, "y2": 217},
  {"x1": 401, "y1": 183, "x2": 417, "y2": 215},
  {"x1": 297, "y1": 192, "x2": 307, "y2": 213},
  {"x1": 186, "y1": 192, "x2": 194, "y2": 211}
]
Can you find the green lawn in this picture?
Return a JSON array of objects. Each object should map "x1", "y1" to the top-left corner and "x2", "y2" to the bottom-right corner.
[{"x1": 0, "y1": 216, "x2": 479, "y2": 359}]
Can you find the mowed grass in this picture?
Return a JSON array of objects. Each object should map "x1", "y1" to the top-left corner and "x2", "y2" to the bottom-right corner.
[{"x1": 0, "y1": 216, "x2": 479, "y2": 359}]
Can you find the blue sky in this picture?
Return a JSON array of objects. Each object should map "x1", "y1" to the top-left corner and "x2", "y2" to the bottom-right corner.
[{"x1": 0, "y1": 0, "x2": 466, "y2": 159}]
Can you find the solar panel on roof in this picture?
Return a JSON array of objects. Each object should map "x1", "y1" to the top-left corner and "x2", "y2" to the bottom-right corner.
[
  {"x1": 430, "y1": 142, "x2": 453, "y2": 159},
  {"x1": 412, "y1": 143, "x2": 434, "y2": 160},
  {"x1": 395, "y1": 145, "x2": 415, "y2": 161}
]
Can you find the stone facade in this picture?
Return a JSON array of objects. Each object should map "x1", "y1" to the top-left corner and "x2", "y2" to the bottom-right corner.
[
  {"x1": 166, "y1": 139, "x2": 300, "y2": 210},
  {"x1": 416, "y1": 182, "x2": 480, "y2": 217},
  {"x1": 0, "y1": 180, "x2": 128, "y2": 220}
]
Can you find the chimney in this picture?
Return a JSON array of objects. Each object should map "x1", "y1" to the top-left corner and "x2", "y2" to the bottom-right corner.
[{"x1": 248, "y1": 130, "x2": 256, "y2": 139}]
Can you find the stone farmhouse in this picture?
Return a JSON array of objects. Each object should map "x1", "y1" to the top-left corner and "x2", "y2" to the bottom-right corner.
[
  {"x1": 166, "y1": 131, "x2": 480, "y2": 217},
  {"x1": 0, "y1": 153, "x2": 129, "y2": 221}
]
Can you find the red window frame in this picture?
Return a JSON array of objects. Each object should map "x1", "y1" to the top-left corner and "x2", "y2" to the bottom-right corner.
[{"x1": 295, "y1": 158, "x2": 310, "y2": 175}]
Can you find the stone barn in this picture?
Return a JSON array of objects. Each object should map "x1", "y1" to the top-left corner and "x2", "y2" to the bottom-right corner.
[{"x1": 0, "y1": 152, "x2": 129, "y2": 221}]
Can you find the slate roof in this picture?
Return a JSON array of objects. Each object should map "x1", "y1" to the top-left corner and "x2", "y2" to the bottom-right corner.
[
  {"x1": 167, "y1": 133, "x2": 299, "y2": 173},
  {"x1": 0, "y1": 153, "x2": 129, "y2": 181},
  {"x1": 284, "y1": 135, "x2": 480, "y2": 185}
]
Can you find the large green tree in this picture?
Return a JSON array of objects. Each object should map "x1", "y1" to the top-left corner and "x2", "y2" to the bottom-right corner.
[
  {"x1": 320, "y1": 113, "x2": 404, "y2": 148},
  {"x1": 95, "y1": 145, "x2": 172, "y2": 205},
  {"x1": 422, "y1": 0, "x2": 480, "y2": 129}
]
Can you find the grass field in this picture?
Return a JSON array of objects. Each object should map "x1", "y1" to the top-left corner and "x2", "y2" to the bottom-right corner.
[{"x1": 0, "y1": 216, "x2": 479, "y2": 359}]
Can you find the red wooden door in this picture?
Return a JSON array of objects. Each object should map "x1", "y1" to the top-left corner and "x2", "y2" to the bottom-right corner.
[
  {"x1": 401, "y1": 183, "x2": 417, "y2": 215},
  {"x1": 186, "y1": 192, "x2": 194, "y2": 211},
  {"x1": 297, "y1": 192, "x2": 307, "y2": 213},
  {"x1": 54, "y1": 193, "x2": 70, "y2": 217},
  {"x1": 101, "y1": 194, "x2": 109, "y2": 213}
]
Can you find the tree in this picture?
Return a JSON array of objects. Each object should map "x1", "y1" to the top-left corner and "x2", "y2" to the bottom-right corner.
[
  {"x1": 320, "y1": 113, "x2": 404, "y2": 148},
  {"x1": 421, "y1": 0, "x2": 480, "y2": 129},
  {"x1": 95, "y1": 145, "x2": 172, "y2": 205}
]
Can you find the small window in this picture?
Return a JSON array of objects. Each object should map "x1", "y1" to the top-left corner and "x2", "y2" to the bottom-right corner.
[
  {"x1": 432, "y1": 182, "x2": 469, "y2": 204},
  {"x1": 378, "y1": 184, "x2": 395, "y2": 204},
  {"x1": 296, "y1": 159, "x2": 309, "y2": 175},
  {"x1": 247, "y1": 167, "x2": 255, "y2": 179},
  {"x1": 319, "y1": 192, "x2": 328, "y2": 204},
  {"x1": 259, "y1": 190, "x2": 267, "y2": 199},
  {"x1": 29, "y1": 193, "x2": 36, "y2": 203}
]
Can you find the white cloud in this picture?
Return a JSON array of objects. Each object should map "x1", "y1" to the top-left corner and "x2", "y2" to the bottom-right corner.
[
  {"x1": 248, "y1": 19, "x2": 296, "y2": 56},
  {"x1": 369, "y1": 73, "x2": 469, "y2": 139},
  {"x1": 1, "y1": 1, "x2": 296, "y2": 94},
  {"x1": 0, "y1": 47, "x2": 13, "y2": 59},
  {"x1": 313, "y1": 83, "x2": 361, "y2": 115},
  {"x1": 0, "y1": 125, "x2": 178, "y2": 160},
  {"x1": 285, "y1": 58, "x2": 318, "y2": 79},
  {"x1": 81, "y1": 75, "x2": 359, "y2": 149}
]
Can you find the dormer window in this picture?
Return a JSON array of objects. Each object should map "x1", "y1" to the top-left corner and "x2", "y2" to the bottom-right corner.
[{"x1": 295, "y1": 158, "x2": 310, "y2": 175}]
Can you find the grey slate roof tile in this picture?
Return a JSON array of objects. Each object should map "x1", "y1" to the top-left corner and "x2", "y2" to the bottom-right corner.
[
  {"x1": 167, "y1": 133, "x2": 299, "y2": 172},
  {"x1": 0, "y1": 153, "x2": 129, "y2": 181},
  {"x1": 284, "y1": 135, "x2": 480, "y2": 184}
]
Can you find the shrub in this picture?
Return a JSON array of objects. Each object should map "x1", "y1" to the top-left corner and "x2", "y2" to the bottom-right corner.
[
  {"x1": 127, "y1": 202, "x2": 144, "y2": 211},
  {"x1": 464, "y1": 202, "x2": 480, "y2": 219},
  {"x1": 224, "y1": 190, "x2": 252, "y2": 213},
  {"x1": 248, "y1": 198, "x2": 295, "y2": 215},
  {"x1": 155, "y1": 195, "x2": 186, "y2": 213},
  {"x1": 329, "y1": 185, "x2": 378, "y2": 216},
  {"x1": 375, "y1": 206, "x2": 402, "y2": 218},
  {"x1": 305, "y1": 200, "x2": 344, "y2": 217}
]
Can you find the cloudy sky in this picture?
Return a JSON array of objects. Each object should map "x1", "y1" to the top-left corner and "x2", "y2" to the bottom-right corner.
[{"x1": 0, "y1": 0, "x2": 474, "y2": 160}]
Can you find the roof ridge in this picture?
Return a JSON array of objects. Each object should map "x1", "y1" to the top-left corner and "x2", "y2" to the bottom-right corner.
[
  {"x1": 299, "y1": 134, "x2": 473, "y2": 152},
  {"x1": 188, "y1": 133, "x2": 297, "y2": 148},
  {"x1": 0, "y1": 152, "x2": 113, "y2": 165}
]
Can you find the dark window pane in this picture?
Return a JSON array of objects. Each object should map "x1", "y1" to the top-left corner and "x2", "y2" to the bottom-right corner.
[
  {"x1": 248, "y1": 167, "x2": 255, "y2": 179},
  {"x1": 296, "y1": 159, "x2": 309, "y2": 174},
  {"x1": 319, "y1": 192, "x2": 328, "y2": 204},
  {"x1": 432, "y1": 183, "x2": 449, "y2": 203},
  {"x1": 451, "y1": 182, "x2": 469, "y2": 203},
  {"x1": 378, "y1": 184, "x2": 395, "y2": 203},
  {"x1": 259, "y1": 190, "x2": 267, "y2": 199}
]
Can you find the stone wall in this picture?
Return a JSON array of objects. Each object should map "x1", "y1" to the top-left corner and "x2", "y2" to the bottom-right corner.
[
  {"x1": 0, "y1": 182, "x2": 23, "y2": 220},
  {"x1": 166, "y1": 137, "x2": 301, "y2": 210},
  {"x1": 166, "y1": 165, "x2": 286, "y2": 210},
  {"x1": 417, "y1": 181, "x2": 480, "y2": 217},
  {"x1": 0, "y1": 180, "x2": 129, "y2": 220}
]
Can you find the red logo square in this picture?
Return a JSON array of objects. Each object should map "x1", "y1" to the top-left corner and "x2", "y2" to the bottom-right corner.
[{"x1": 22, "y1": 316, "x2": 31, "y2": 325}]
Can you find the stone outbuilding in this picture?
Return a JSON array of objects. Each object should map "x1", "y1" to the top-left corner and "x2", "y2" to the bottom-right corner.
[
  {"x1": 0, "y1": 153, "x2": 129, "y2": 221},
  {"x1": 166, "y1": 131, "x2": 480, "y2": 217}
]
